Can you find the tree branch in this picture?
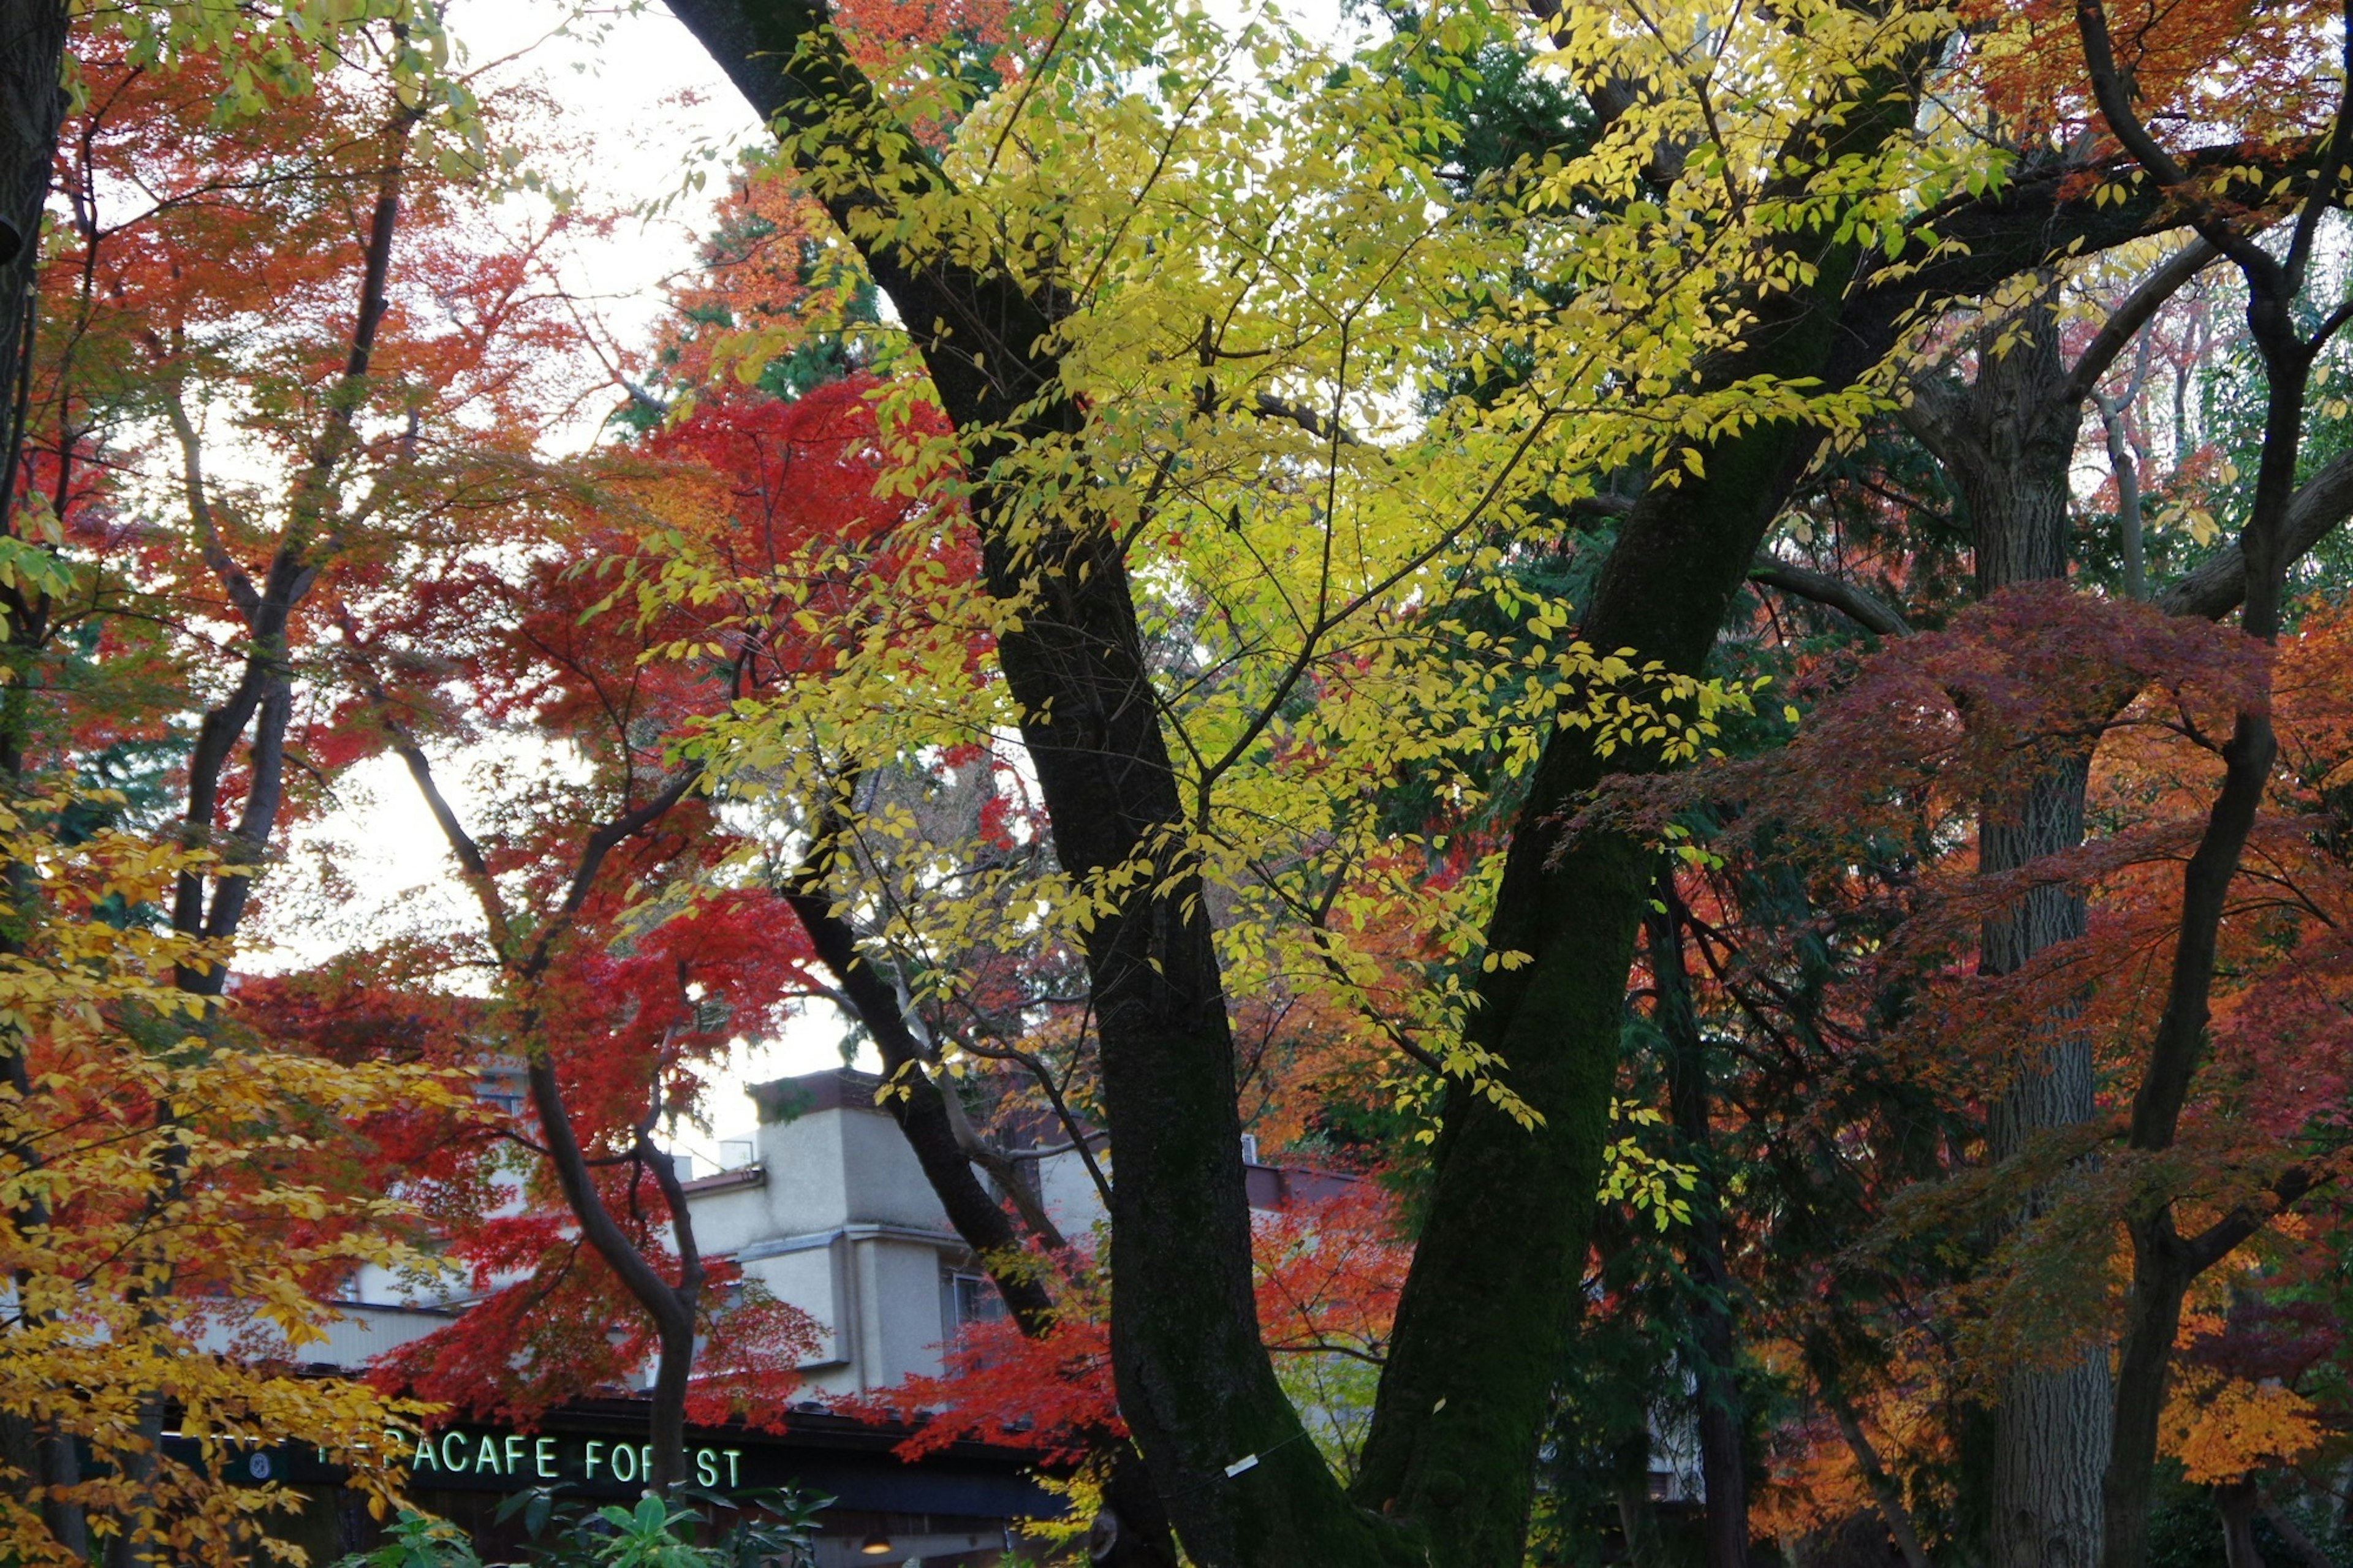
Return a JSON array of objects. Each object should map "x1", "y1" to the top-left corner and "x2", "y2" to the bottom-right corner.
[
  {"x1": 161, "y1": 391, "x2": 259, "y2": 619},
  {"x1": 2060, "y1": 238, "x2": 2219, "y2": 407},
  {"x1": 2157, "y1": 450, "x2": 2353, "y2": 621},
  {"x1": 1826, "y1": 1390, "x2": 1933, "y2": 1568},
  {"x1": 778, "y1": 790, "x2": 1061, "y2": 1333},
  {"x1": 1749, "y1": 559, "x2": 1910, "y2": 635},
  {"x1": 1251, "y1": 392, "x2": 1364, "y2": 448}
]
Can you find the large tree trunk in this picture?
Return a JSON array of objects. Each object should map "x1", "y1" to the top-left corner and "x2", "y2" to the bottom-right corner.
[
  {"x1": 0, "y1": 0, "x2": 63, "y2": 509},
  {"x1": 1348, "y1": 83, "x2": 1927, "y2": 1550},
  {"x1": 0, "y1": 17, "x2": 77, "y2": 1539},
  {"x1": 1344, "y1": 120, "x2": 2205, "y2": 1568},
  {"x1": 1911, "y1": 282, "x2": 2115, "y2": 1568}
]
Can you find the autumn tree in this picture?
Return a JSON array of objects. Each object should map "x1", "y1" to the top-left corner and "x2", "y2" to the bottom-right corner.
[
  {"x1": 620, "y1": 1, "x2": 2346, "y2": 1562},
  {"x1": 0, "y1": 12, "x2": 504, "y2": 1561}
]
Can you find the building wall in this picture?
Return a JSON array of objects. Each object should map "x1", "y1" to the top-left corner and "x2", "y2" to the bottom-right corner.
[
  {"x1": 686, "y1": 1071, "x2": 980, "y2": 1398},
  {"x1": 328, "y1": 1070, "x2": 1369, "y2": 1417}
]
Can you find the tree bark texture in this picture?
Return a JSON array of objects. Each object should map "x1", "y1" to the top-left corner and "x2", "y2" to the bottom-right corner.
[
  {"x1": 1981, "y1": 756, "x2": 2112, "y2": 1568},
  {"x1": 0, "y1": 0, "x2": 63, "y2": 505},
  {"x1": 1911, "y1": 281, "x2": 2118, "y2": 1568},
  {"x1": 665, "y1": 6, "x2": 2283, "y2": 1559}
]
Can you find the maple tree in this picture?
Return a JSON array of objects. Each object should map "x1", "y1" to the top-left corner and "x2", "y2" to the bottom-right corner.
[
  {"x1": 1558, "y1": 65, "x2": 2353, "y2": 1550},
  {"x1": 844, "y1": 1180, "x2": 1412, "y2": 1502},
  {"x1": 0, "y1": 9, "x2": 509, "y2": 1560},
  {"x1": 306, "y1": 383, "x2": 981, "y2": 1487}
]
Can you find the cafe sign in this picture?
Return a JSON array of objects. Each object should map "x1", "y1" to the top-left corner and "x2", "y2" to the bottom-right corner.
[{"x1": 395, "y1": 1428, "x2": 749, "y2": 1492}]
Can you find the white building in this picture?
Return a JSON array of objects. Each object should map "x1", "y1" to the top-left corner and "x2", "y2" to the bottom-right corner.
[{"x1": 682, "y1": 1070, "x2": 1021, "y2": 1396}]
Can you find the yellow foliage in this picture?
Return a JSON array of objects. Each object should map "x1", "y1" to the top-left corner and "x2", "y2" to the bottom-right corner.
[
  {"x1": 2162, "y1": 1366, "x2": 2324, "y2": 1485},
  {"x1": 0, "y1": 792, "x2": 454, "y2": 1564},
  {"x1": 632, "y1": 0, "x2": 1991, "y2": 1146}
]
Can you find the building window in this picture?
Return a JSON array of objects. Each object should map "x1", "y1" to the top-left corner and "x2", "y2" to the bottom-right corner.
[{"x1": 947, "y1": 1271, "x2": 1006, "y2": 1333}]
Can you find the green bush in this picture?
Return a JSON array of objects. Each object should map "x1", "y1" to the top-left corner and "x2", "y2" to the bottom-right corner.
[{"x1": 336, "y1": 1488, "x2": 827, "y2": 1568}]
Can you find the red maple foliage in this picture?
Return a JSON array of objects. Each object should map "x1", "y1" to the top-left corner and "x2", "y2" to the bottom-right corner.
[
  {"x1": 844, "y1": 1178, "x2": 1411, "y2": 1469},
  {"x1": 251, "y1": 373, "x2": 981, "y2": 1433}
]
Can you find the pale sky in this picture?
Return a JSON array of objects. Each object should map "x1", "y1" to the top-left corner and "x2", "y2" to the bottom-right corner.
[{"x1": 261, "y1": 0, "x2": 1365, "y2": 1157}]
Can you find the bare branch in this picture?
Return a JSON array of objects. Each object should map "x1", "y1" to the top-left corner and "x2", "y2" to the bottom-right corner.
[
  {"x1": 1251, "y1": 392, "x2": 1364, "y2": 448},
  {"x1": 1749, "y1": 559, "x2": 1910, "y2": 636},
  {"x1": 161, "y1": 392, "x2": 259, "y2": 619}
]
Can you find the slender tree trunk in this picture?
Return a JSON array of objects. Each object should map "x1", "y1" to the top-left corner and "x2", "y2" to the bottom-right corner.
[
  {"x1": 2083, "y1": 80, "x2": 2325, "y2": 1540},
  {"x1": 91, "y1": 100, "x2": 423, "y2": 1568},
  {"x1": 642, "y1": 1125, "x2": 708, "y2": 1494},
  {"x1": 2095, "y1": 379, "x2": 2149, "y2": 602},
  {"x1": 1827, "y1": 1389, "x2": 1933, "y2": 1568},
  {"x1": 2098, "y1": 713, "x2": 2279, "y2": 1568},
  {"x1": 782, "y1": 823, "x2": 1057, "y2": 1331},
  {"x1": 526, "y1": 1054, "x2": 703, "y2": 1491},
  {"x1": 2256, "y1": 1491, "x2": 2333, "y2": 1568},
  {"x1": 782, "y1": 817, "x2": 1177, "y2": 1567},
  {"x1": 1648, "y1": 881, "x2": 1749, "y2": 1568},
  {"x1": 2216, "y1": 1480, "x2": 2267, "y2": 1568}
]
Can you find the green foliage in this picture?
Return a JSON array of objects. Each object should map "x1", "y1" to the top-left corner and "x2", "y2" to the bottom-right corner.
[
  {"x1": 343, "y1": 1490, "x2": 827, "y2": 1568},
  {"x1": 337, "y1": 1511, "x2": 487, "y2": 1568}
]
